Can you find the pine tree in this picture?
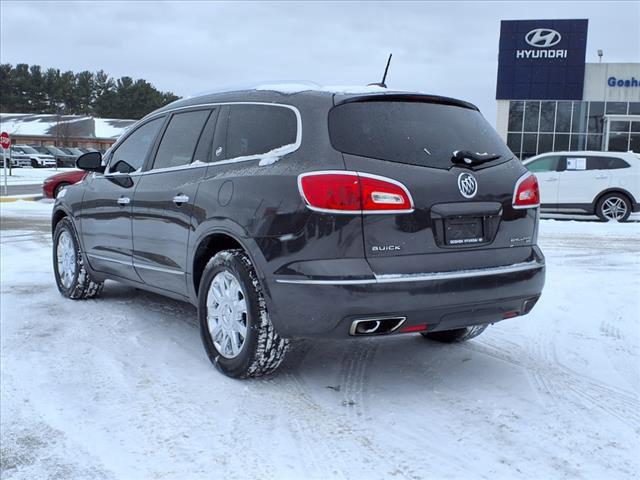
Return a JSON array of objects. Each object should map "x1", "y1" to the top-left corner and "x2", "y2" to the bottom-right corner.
[{"x1": 0, "y1": 63, "x2": 181, "y2": 119}]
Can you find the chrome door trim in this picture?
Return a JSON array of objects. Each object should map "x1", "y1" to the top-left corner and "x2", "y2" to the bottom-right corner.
[
  {"x1": 104, "y1": 102, "x2": 303, "y2": 175},
  {"x1": 87, "y1": 253, "x2": 133, "y2": 267},
  {"x1": 133, "y1": 262, "x2": 185, "y2": 275}
]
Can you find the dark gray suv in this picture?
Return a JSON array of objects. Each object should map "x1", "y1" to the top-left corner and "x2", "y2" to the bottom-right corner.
[{"x1": 51, "y1": 87, "x2": 545, "y2": 378}]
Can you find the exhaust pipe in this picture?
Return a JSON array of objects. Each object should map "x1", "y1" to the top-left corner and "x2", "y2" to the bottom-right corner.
[{"x1": 349, "y1": 316, "x2": 406, "y2": 336}]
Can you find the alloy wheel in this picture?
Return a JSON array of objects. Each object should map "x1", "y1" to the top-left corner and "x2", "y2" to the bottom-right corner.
[{"x1": 601, "y1": 197, "x2": 627, "y2": 221}]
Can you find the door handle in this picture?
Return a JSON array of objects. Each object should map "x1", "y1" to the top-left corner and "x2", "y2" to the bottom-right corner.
[
  {"x1": 117, "y1": 196, "x2": 131, "y2": 206},
  {"x1": 595, "y1": 175, "x2": 608, "y2": 179},
  {"x1": 173, "y1": 194, "x2": 189, "y2": 205}
]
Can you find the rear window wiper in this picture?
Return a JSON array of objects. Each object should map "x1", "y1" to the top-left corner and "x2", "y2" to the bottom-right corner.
[{"x1": 451, "y1": 150, "x2": 501, "y2": 166}]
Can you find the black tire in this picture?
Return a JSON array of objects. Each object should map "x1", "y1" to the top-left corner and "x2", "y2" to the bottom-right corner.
[
  {"x1": 421, "y1": 324, "x2": 488, "y2": 343},
  {"x1": 596, "y1": 192, "x2": 631, "y2": 222},
  {"x1": 198, "y1": 249, "x2": 289, "y2": 378},
  {"x1": 30, "y1": 159, "x2": 39, "y2": 168},
  {"x1": 54, "y1": 182, "x2": 69, "y2": 198},
  {"x1": 53, "y1": 217, "x2": 103, "y2": 299}
]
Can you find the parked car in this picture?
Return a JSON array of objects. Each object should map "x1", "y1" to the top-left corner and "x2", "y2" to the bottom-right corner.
[
  {"x1": 31, "y1": 145, "x2": 76, "y2": 168},
  {"x1": 0, "y1": 149, "x2": 27, "y2": 168},
  {"x1": 43, "y1": 169, "x2": 87, "y2": 198},
  {"x1": 51, "y1": 87, "x2": 545, "y2": 378},
  {"x1": 61, "y1": 147, "x2": 85, "y2": 159},
  {"x1": 524, "y1": 150, "x2": 640, "y2": 222},
  {"x1": 11, "y1": 145, "x2": 57, "y2": 168}
]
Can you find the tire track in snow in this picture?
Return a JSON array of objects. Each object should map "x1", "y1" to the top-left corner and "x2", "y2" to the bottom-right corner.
[
  {"x1": 599, "y1": 321, "x2": 640, "y2": 393},
  {"x1": 339, "y1": 341, "x2": 379, "y2": 419},
  {"x1": 263, "y1": 341, "x2": 417, "y2": 480},
  {"x1": 468, "y1": 337, "x2": 640, "y2": 429}
]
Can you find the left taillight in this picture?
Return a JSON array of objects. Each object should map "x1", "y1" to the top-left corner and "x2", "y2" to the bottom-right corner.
[
  {"x1": 512, "y1": 172, "x2": 540, "y2": 209},
  {"x1": 298, "y1": 171, "x2": 414, "y2": 214}
]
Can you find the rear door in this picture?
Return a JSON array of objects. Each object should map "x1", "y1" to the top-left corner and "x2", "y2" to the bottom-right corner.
[
  {"x1": 557, "y1": 155, "x2": 610, "y2": 205},
  {"x1": 80, "y1": 117, "x2": 165, "y2": 281},
  {"x1": 328, "y1": 98, "x2": 538, "y2": 275},
  {"x1": 525, "y1": 155, "x2": 561, "y2": 208},
  {"x1": 131, "y1": 108, "x2": 215, "y2": 295}
]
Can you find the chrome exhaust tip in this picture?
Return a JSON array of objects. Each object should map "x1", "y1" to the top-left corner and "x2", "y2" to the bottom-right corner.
[{"x1": 349, "y1": 316, "x2": 406, "y2": 336}]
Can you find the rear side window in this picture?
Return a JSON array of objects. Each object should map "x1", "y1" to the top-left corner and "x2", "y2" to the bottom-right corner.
[
  {"x1": 152, "y1": 110, "x2": 211, "y2": 170},
  {"x1": 527, "y1": 156, "x2": 561, "y2": 172},
  {"x1": 586, "y1": 156, "x2": 629, "y2": 170},
  {"x1": 109, "y1": 117, "x2": 163, "y2": 173},
  {"x1": 329, "y1": 101, "x2": 512, "y2": 169},
  {"x1": 225, "y1": 105, "x2": 297, "y2": 159}
]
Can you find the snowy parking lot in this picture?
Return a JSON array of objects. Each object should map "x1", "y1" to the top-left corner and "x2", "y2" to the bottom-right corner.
[{"x1": 1, "y1": 200, "x2": 639, "y2": 480}]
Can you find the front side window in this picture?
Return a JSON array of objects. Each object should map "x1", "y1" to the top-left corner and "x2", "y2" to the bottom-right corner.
[
  {"x1": 527, "y1": 156, "x2": 560, "y2": 172},
  {"x1": 152, "y1": 110, "x2": 211, "y2": 170},
  {"x1": 225, "y1": 105, "x2": 297, "y2": 159},
  {"x1": 109, "y1": 117, "x2": 163, "y2": 173}
]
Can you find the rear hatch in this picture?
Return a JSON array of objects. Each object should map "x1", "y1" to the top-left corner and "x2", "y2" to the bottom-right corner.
[{"x1": 328, "y1": 94, "x2": 539, "y2": 275}]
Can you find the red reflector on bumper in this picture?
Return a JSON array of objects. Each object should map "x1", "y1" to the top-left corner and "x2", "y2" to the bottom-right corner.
[
  {"x1": 399, "y1": 324, "x2": 428, "y2": 333},
  {"x1": 502, "y1": 311, "x2": 519, "y2": 319}
]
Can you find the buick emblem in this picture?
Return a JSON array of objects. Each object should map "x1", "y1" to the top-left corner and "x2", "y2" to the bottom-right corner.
[
  {"x1": 457, "y1": 173, "x2": 478, "y2": 199},
  {"x1": 525, "y1": 28, "x2": 562, "y2": 48}
]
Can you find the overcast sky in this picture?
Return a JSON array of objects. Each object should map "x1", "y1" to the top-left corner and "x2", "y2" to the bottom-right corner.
[{"x1": 1, "y1": 1, "x2": 638, "y2": 123}]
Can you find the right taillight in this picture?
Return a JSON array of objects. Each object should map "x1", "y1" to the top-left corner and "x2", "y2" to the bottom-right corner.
[
  {"x1": 512, "y1": 172, "x2": 540, "y2": 209},
  {"x1": 298, "y1": 170, "x2": 414, "y2": 214}
]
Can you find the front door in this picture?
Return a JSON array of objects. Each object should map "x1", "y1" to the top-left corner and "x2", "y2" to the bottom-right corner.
[
  {"x1": 131, "y1": 108, "x2": 216, "y2": 295},
  {"x1": 80, "y1": 117, "x2": 165, "y2": 281}
]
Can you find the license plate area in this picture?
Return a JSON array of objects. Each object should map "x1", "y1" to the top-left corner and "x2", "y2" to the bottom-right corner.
[{"x1": 444, "y1": 217, "x2": 485, "y2": 246}]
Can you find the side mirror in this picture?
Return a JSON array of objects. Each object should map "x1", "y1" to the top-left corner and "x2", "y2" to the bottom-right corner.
[{"x1": 76, "y1": 151, "x2": 104, "y2": 172}]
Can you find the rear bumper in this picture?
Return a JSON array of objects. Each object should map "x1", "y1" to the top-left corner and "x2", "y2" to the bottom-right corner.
[{"x1": 266, "y1": 248, "x2": 545, "y2": 338}]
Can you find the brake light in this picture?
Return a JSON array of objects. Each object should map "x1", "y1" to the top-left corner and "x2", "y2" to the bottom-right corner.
[
  {"x1": 298, "y1": 171, "x2": 413, "y2": 214},
  {"x1": 513, "y1": 172, "x2": 540, "y2": 209}
]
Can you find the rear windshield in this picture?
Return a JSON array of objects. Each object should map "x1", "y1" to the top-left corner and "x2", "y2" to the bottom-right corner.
[{"x1": 329, "y1": 101, "x2": 512, "y2": 169}]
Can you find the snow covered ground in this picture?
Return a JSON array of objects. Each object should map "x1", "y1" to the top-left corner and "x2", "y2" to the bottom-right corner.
[
  {"x1": 1, "y1": 200, "x2": 639, "y2": 480},
  {"x1": 0, "y1": 167, "x2": 77, "y2": 186}
]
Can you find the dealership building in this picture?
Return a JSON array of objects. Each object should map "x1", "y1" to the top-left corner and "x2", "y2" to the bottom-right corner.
[{"x1": 495, "y1": 19, "x2": 640, "y2": 159}]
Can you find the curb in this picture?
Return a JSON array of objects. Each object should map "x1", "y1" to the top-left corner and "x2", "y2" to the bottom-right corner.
[{"x1": 0, "y1": 195, "x2": 44, "y2": 203}]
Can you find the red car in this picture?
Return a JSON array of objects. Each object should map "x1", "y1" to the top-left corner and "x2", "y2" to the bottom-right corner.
[{"x1": 43, "y1": 170, "x2": 87, "y2": 198}]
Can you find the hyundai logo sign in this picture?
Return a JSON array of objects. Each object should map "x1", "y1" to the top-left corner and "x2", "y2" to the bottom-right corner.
[
  {"x1": 496, "y1": 19, "x2": 588, "y2": 100},
  {"x1": 517, "y1": 27, "x2": 567, "y2": 59},
  {"x1": 525, "y1": 28, "x2": 562, "y2": 48}
]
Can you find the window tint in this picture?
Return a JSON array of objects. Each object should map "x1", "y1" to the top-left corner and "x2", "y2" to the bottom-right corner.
[
  {"x1": 329, "y1": 101, "x2": 512, "y2": 169},
  {"x1": 152, "y1": 110, "x2": 210, "y2": 170},
  {"x1": 110, "y1": 118, "x2": 163, "y2": 173},
  {"x1": 587, "y1": 156, "x2": 629, "y2": 170},
  {"x1": 225, "y1": 105, "x2": 297, "y2": 159},
  {"x1": 527, "y1": 156, "x2": 560, "y2": 172}
]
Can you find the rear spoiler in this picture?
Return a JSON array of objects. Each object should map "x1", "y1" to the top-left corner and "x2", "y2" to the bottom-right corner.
[{"x1": 334, "y1": 93, "x2": 479, "y2": 112}]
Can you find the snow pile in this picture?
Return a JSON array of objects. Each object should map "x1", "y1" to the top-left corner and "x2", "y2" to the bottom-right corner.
[
  {"x1": 0, "y1": 167, "x2": 76, "y2": 186},
  {"x1": 0, "y1": 113, "x2": 135, "y2": 140}
]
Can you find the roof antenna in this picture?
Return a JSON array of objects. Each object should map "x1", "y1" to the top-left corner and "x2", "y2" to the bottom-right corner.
[{"x1": 368, "y1": 53, "x2": 392, "y2": 88}]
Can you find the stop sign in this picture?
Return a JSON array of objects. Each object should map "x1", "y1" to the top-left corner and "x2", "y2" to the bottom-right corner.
[{"x1": 0, "y1": 132, "x2": 9, "y2": 149}]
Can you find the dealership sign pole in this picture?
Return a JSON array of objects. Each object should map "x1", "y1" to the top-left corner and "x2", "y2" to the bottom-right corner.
[{"x1": 0, "y1": 132, "x2": 10, "y2": 196}]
